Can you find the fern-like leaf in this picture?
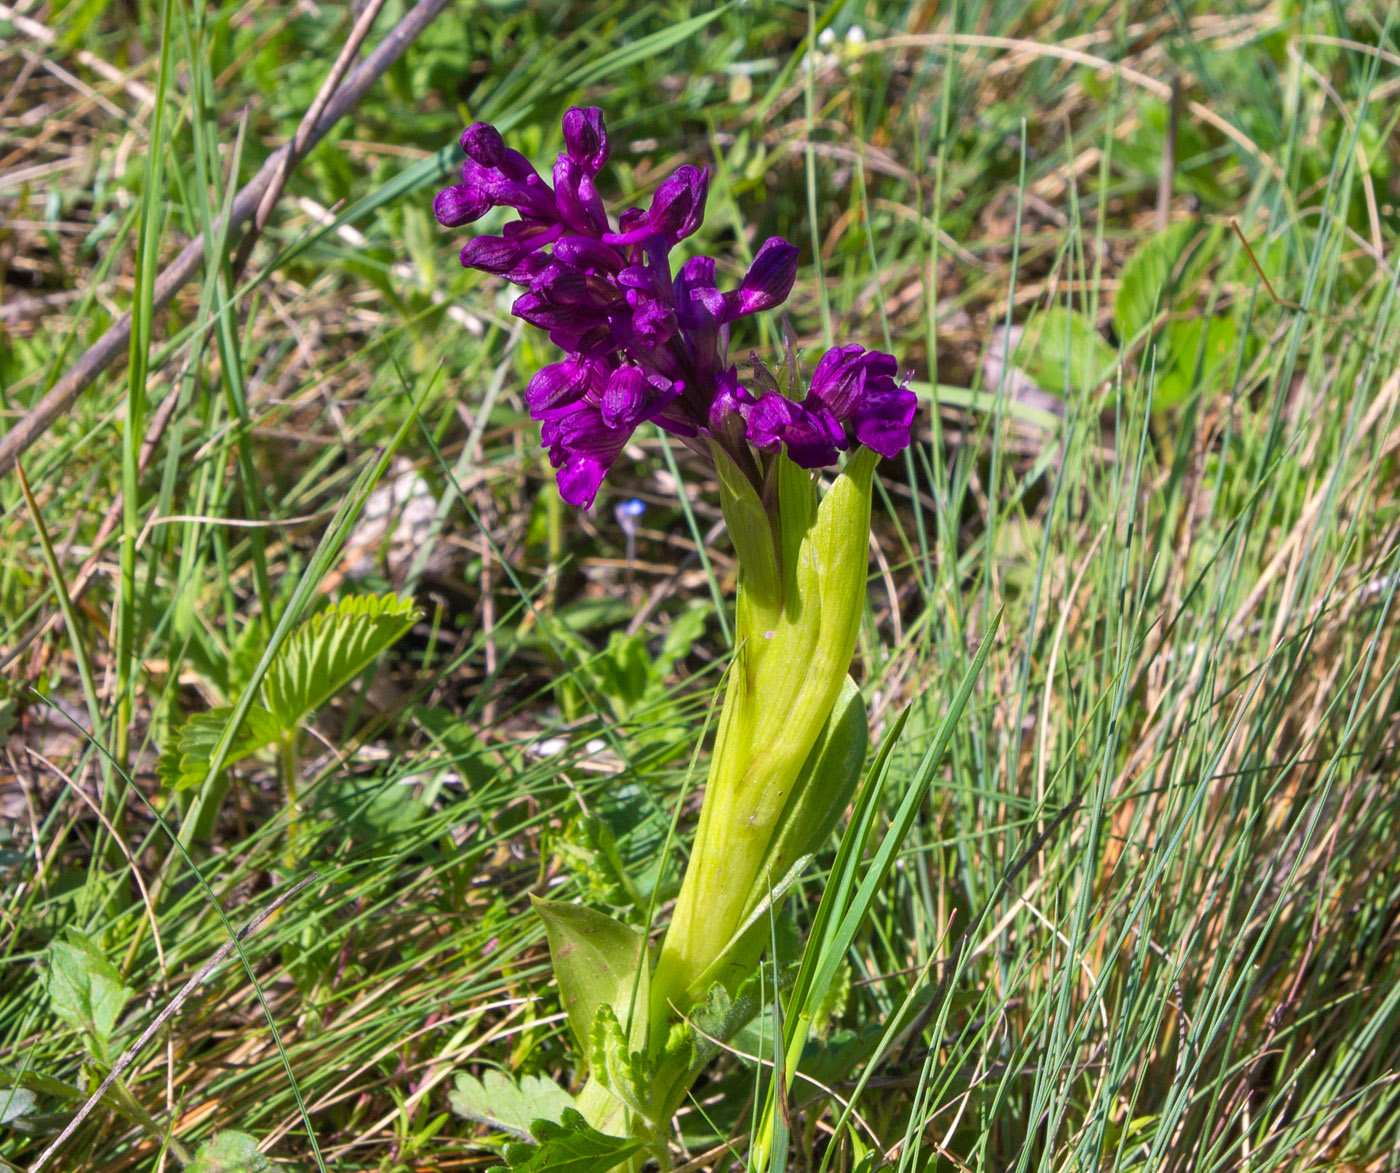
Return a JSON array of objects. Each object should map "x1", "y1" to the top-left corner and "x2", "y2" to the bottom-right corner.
[{"x1": 262, "y1": 594, "x2": 418, "y2": 732}]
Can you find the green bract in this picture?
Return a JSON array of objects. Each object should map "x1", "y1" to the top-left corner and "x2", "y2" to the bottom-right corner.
[
  {"x1": 649, "y1": 446, "x2": 878, "y2": 1026},
  {"x1": 535, "y1": 444, "x2": 884, "y2": 1142}
]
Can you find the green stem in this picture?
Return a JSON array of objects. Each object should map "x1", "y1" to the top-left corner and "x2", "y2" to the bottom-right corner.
[
  {"x1": 650, "y1": 450, "x2": 876, "y2": 1030},
  {"x1": 110, "y1": 1072, "x2": 193, "y2": 1167},
  {"x1": 281, "y1": 732, "x2": 301, "y2": 864}
]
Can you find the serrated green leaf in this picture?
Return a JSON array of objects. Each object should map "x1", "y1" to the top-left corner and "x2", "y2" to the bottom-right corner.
[
  {"x1": 811, "y1": 962, "x2": 850, "y2": 1042},
  {"x1": 587, "y1": 1004, "x2": 646, "y2": 1117},
  {"x1": 531, "y1": 898, "x2": 648, "y2": 1060},
  {"x1": 1154, "y1": 314, "x2": 1240, "y2": 409},
  {"x1": 492, "y1": 1108, "x2": 641, "y2": 1173},
  {"x1": 262, "y1": 593, "x2": 418, "y2": 731},
  {"x1": 586, "y1": 1004, "x2": 693, "y2": 1124},
  {"x1": 157, "y1": 704, "x2": 283, "y2": 792},
  {"x1": 188, "y1": 1131, "x2": 271, "y2": 1173},
  {"x1": 449, "y1": 1070, "x2": 577, "y2": 1140},
  {"x1": 688, "y1": 968, "x2": 767, "y2": 1072},
  {"x1": 1012, "y1": 306, "x2": 1118, "y2": 395},
  {"x1": 45, "y1": 929, "x2": 133, "y2": 1064},
  {"x1": 1113, "y1": 220, "x2": 1198, "y2": 345}
]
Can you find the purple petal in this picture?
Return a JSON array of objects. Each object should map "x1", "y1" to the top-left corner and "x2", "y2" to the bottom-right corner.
[
  {"x1": 723, "y1": 238, "x2": 799, "y2": 321},
  {"x1": 460, "y1": 122, "x2": 539, "y2": 184},
  {"x1": 708, "y1": 366, "x2": 757, "y2": 434},
  {"x1": 645, "y1": 167, "x2": 700, "y2": 237},
  {"x1": 556, "y1": 455, "x2": 610, "y2": 508},
  {"x1": 434, "y1": 183, "x2": 491, "y2": 227},
  {"x1": 675, "y1": 255, "x2": 726, "y2": 324},
  {"x1": 460, "y1": 221, "x2": 561, "y2": 274},
  {"x1": 526, "y1": 358, "x2": 605, "y2": 416},
  {"x1": 808, "y1": 345, "x2": 899, "y2": 420},
  {"x1": 547, "y1": 322, "x2": 611, "y2": 355},
  {"x1": 552, "y1": 157, "x2": 609, "y2": 234},
  {"x1": 460, "y1": 122, "x2": 507, "y2": 165},
  {"x1": 746, "y1": 393, "x2": 800, "y2": 452},
  {"x1": 674, "y1": 166, "x2": 709, "y2": 240},
  {"x1": 852, "y1": 386, "x2": 918, "y2": 458},
  {"x1": 513, "y1": 290, "x2": 605, "y2": 331},
  {"x1": 470, "y1": 166, "x2": 555, "y2": 219},
  {"x1": 807, "y1": 345, "x2": 865, "y2": 416},
  {"x1": 779, "y1": 404, "x2": 847, "y2": 468},
  {"x1": 747, "y1": 394, "x2": 846, "y2": 467},
  {"x1": 530, "y1": 260, "x2": 588, "y2": 305},
  {"x1": 562, "y1": 106, "x2": 610, "y2": 174},
  {"x1": 553, "y1": 235, "x2": 626, "y2": 272},
  {"x1": 600, "y1": 365, "x2": 649, "y2": 429},
  {"x1": 676, "y1": 254, "x2": 717, "y2": 293},
  {"x1": 646, "y1": 165, "x2": 709, "y2": 243},
  {"x1": 545, "y1": 404, "x2": 630, "y2": 459}
]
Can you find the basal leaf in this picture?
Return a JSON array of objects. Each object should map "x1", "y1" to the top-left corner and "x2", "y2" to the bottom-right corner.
[
  {"x1": 157, "y1": 705, "x2": 283, "y2": 792},
  {"x1": 0, "y1": 1086, "x2": 36, "y2": 1128},
  {"x1": 587, "y1": 1004, "x2": 693, "y2": 1124},
  {"x1": 188, "y1": 1131, "x2": 271, "y2": 1173},
  {"x1": 449, "y1": 1070, "x2": 577, "y2": 1140},
  {"x1": 1154, "y1": 314, "x2": 1241, "y2": 409},
  {"x1": 532, "y1": 899, "x2": 648, "y2": 1061},
  {"x1": 491, "y1": 1108, "x2": 640, "y2": 1173},
  {"x1": 262, "y1": 593, "x2": 418, "y2": 731},
  {"x1": 45, "y1": 929, "x2": 133, "y2": 1064},
  {"x1": 1012, "y1": 306, "x2": 1118, "y2": 395},
  {"x1": 1113, "y1": 220, "x2": 1198, "y2": 346}
]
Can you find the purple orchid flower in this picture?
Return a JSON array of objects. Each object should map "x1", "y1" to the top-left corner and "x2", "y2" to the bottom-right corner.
[
  {"x1": 435, "y1": 107, "x2": 915, "y2": 506},
  {"x1": 744, "y1": 343, "x2": 917, "y2": 466}
]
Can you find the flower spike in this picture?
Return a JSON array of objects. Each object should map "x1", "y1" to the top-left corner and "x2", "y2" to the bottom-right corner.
[{"x1": 436, "y1": 107, "x2": 915, "y2": 506}]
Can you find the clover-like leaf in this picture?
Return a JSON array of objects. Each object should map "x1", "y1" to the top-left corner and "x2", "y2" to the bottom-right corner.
[{"x1": 450, "y1": 1070, "x2": 577, "y2": 1140}]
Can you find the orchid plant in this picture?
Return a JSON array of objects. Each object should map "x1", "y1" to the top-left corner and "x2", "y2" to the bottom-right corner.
[{"x1": 436, "y1": 108, "x2": 916, "y2": 1164}]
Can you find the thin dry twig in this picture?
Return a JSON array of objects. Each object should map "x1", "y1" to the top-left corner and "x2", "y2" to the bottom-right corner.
[{"x1": 229, "y1": 0, "x2": 391, "y2": 278}]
